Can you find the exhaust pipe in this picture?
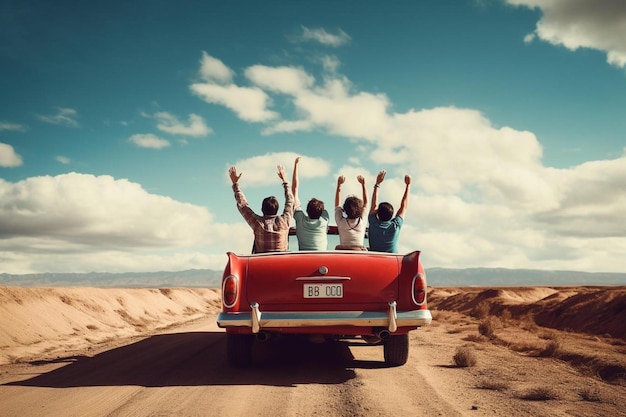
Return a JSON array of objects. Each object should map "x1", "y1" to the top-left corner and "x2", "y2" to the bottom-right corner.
[
  {"x1": 376, "y1": 330, "x2": 391, "y2": 341},
  {"x1": 256, "y1": 332, "x2": 272, "y2": 342}
]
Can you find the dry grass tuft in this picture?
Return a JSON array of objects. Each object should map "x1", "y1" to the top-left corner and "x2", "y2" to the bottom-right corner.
[
  {"x1": 453, "y1": 346, "x2": 477, "y2": 368},
  {"x1": 539, "y1": 338, "x2": 563, "y2": 358},
  {"x1": 519, "y1": 386, "x2": 558, "y2": 401},
  {"x1": 519, "y1": 313, "x2": 538, "y2": 332},
  {"x1": 499, "y1": 309, "x2": 513, "y2": 326},
  {"x1": 462, "y1": 334, "x2": 486, "y2": 343},
  {"x1": 478, "y1": 316, "x2": 500, "y2": 339},
  {"x1": 477, "y1": 378, "x2": 509, "y2": 391},
  {"x1": 578, "y1": 387, "x2": 602, "y2": 402},
  {"x1": 472, "y1": 301, "x2": 490, "y2": 319}
]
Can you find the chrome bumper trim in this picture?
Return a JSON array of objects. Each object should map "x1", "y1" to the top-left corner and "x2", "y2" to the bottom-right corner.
[{"x1": 217, "y1": 301, "x2": 432, "y2": 333}]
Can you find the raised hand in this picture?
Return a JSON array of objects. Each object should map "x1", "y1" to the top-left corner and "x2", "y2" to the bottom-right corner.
[
  {"x1": 229, "y1": 166, "x2": 242, "y2": 184},
  {"x1": 376, "y1": 170, "x2": 386, "y2": 185},
  {"x1": 277, "y1": 165, "x2": 288, "y2": 182}
]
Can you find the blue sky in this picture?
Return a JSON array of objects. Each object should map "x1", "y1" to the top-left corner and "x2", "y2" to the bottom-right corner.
[{"x1": 1, "y1": 0, "x2": 625, "y2": 275}]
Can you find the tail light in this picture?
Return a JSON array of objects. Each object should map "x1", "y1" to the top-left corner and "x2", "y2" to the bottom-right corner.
[
  {"x1": 222, "y1": 275, "x2": 238, "y2": 308},
  {"x1": 412, "y1": 273, "x2": 427, "y2": 305}
]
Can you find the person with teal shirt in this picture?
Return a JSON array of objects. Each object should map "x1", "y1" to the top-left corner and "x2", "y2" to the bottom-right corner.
[
  {"x1": 291, "y1": 157, "x2": 330, "y2": 250},
  {"x1": 368, "y1": 170, "x2": 411, "y2": 253}
]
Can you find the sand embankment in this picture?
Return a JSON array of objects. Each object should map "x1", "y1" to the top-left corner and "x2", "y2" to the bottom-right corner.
[
  {"x1": 429, "y1": 286, "x2": 626, "y2": 339},
  {"x1": 0, "y1": 286, "x2": 221, "y2": 365}
]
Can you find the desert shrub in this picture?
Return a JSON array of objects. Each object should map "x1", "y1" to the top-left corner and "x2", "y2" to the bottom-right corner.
[
  {"x1": 519, "y1": 386, "x2": 558, "y2": 401},
  {"x1": 578, "y1": 387, "x2": 602, "y2": 402},
  {"x1": 519, "y1": 313, "x2": 538, "y2": 332},
  {"x1": 477, "y1": 378, "x2": 509, "y2": 391},
  {"x1": 453, "y1": 346, "x2": 477, "y2": 368},
  {"x1": 506, "y1": 339, "x2": 544, "y2": 355},
  {"x1": 478, "y1": 316, "x2": 500, "y2": 339},
  {"x1": 472, "y1": 301, "x2": 490, "y2": 319},
  {"x1": 462, "y1": 334, "x2": 486, "y2": 343},
  {"x1": 499, "y1": 309, "x2": 512, "y2": 326},
  {"x1": 539, "y1": 338, "x2": 563, "y2": 358}
]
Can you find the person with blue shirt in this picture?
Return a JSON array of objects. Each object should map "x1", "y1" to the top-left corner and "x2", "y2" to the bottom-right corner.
[{"x1": 368, "y1": 170, "x2": 411, "y2": 253}]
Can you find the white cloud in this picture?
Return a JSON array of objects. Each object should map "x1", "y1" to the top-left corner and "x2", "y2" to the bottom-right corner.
[
  {"x1": 55, "y1": 155, "x2": 71, "y2": 164},
  {"x1": 128, "y1": 133, "x2": 170, "y2": 149},
  {"x1": 199, "y1": 51, "x2": 234, "y2": 83},
  {"x1": 229, "y1": 152, "x2": 332, "y2": 187},
  {"x1": 190, "y1": 82, "x2": 279, "y2": 122},
  {"x1": 152, "y1": 112, "x2": 212, "y2": 137},
  {"x1": 301, "y1": 26, "x2": 351, "y2": 47},
  {"x1": 533, "y1": 151, "x2": 626, "y2": 238},
  {"x1": 523, "y1": 33, "x2": 535, "y2": 43},
  {"x1": 0, "y1": 142, "x2": 23, "y2": 167},
  {"x1": 321, "y1": 55, "x2": 342, "y2": 73},
  {"x1": 245, "y1": 65, "x2": 315, "y2": 95},
  {"x1": 253, "y1": 73, "x2": 392, "y2": 139},
  {"x1": 37, "y1": 107, "x2": 80, "y2": 127},
  {"x1": 0, "y1": 173, "x2": 250, "y2": 273},
  {"x1": 294, "y1": 82, "x2": 391, "y2": 140},
  {"x1": 0, "y1": 122, "x2": 27, "y2": 132},
  {"x1": 261, "y1": 119, "x2": 314, "y2": 135},
  {"x1": 507, "y1": 0, "x2": 626, "y2": 68},
  {"x1": 0, "y1": 173, "x2": 213, "y2": 247}
]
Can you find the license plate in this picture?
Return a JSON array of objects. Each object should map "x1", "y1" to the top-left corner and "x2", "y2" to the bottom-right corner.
[{"x1": 303, "y1": 283, "x2": 343, "y2": 298}]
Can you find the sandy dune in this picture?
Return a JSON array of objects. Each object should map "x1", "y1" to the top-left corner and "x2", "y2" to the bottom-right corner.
[
  {"x1": 428, "y1": 286, "x2": 626, "y2": 340},
  {"x1": 0, "y1": 286, "x2": 221, "y2": 365}
]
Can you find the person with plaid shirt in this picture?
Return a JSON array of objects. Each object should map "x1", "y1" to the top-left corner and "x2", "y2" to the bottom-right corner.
[{"x1": 229, "y1": 165, "x2": 294, "y2": 253}]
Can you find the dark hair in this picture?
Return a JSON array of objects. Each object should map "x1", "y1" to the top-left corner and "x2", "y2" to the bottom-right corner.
[
  {"x1": 261, "y1": 196, "x2": 279, "y2": 215},
  {"x1": 306, "y1": 198, "x2": 325, "y2": 219},
  {"x1": 343, "y1": 196, "x2": 364, "y2": 219},
  {"x1": 377, "y1": 202, "x2": 394, "y2": 221}
]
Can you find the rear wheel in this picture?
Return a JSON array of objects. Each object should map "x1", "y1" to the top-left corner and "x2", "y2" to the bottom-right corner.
[
  {"x1": 383, "y1": 334, "x2": 409, "y2": 366},
  {"x1": 227, "y1": 333, "x2": 253, "y2": 367}
]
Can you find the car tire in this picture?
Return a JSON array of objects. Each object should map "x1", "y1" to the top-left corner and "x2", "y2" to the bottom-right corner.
[
  {"x1": 227, "y1": 333, "x2": 253, "y2": 367},
  {"x1": 383, "y1": 334, "x2": 409, "y2": 366}
]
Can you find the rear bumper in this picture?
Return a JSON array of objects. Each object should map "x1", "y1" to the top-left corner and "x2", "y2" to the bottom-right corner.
[{"x1": 217, "y1": 301, "x2": 432, "y2": 333}]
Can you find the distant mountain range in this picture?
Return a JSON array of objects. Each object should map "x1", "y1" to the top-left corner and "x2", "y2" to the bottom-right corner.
[
  {"x1": 0, "y1": 269, "x2": 224, "y2": 288},
  {"x1": 425, "y1": 267, "x2": 625, "y2": 287},
  {"x1": 1, "y1": 267, "x2": 624, "y2": 288}
]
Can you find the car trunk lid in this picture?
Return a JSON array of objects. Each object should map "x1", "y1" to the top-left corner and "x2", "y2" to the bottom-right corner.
[{"x1": 243, "y1": 251, "x2": 402, "y2": 308}]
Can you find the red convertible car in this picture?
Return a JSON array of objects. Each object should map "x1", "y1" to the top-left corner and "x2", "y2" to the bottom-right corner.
[{"x1": 217, "y1": 227, "x2": 432, "y2": 367}]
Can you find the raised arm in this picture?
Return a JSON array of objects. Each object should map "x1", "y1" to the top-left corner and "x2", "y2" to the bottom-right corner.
[
  {"x1": 357, "y1": 175, "x2": 368, "y2": 211},
  {"x1": 278, "y1": 164, "x2": 294, "y2": 215},
  {"x1": 291, "y1": 157, "x2": 301, "y2": 208},
  {"x1": 229, "y1": 166, "x2": 250, "y2": 211},
  {"x1": 370, "y1": 170, "x2": 386, "y2": 214},
  {"x1": 396, "y1": 174, "x2": 412, "y2": 218},
  {"x1": 335, "y1": 175, "x2": 345, "y2": 208}
]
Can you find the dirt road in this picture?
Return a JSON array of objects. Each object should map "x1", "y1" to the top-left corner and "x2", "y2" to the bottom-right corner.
[{"x1": 1, "y1": 315, "x2": 623, "y2": 417}]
